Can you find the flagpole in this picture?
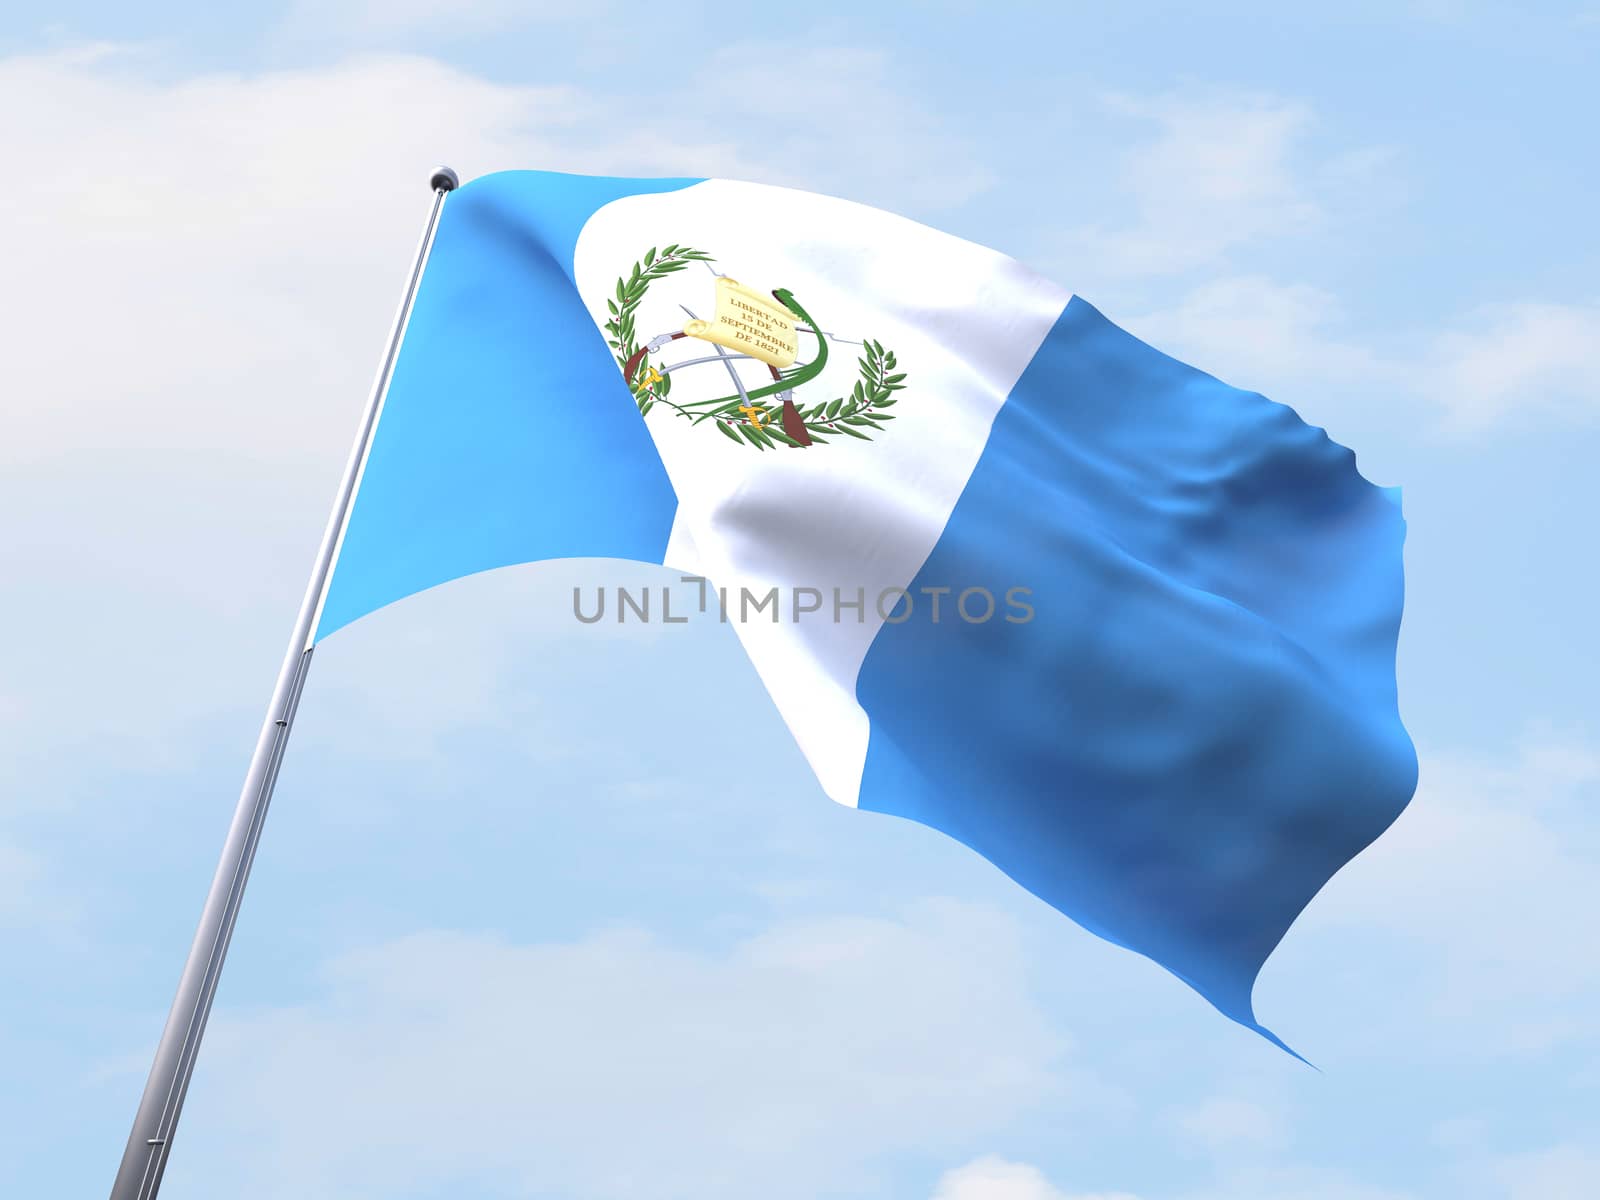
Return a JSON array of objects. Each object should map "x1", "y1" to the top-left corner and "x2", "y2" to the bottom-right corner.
[{"x1": 107, "y1": 166, "x2": 459, "y2": 1200}]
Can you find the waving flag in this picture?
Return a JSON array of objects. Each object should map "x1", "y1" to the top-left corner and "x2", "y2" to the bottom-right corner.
[{"x1": 315, "y1": 170, "x2": 1416, "y2": 1049}]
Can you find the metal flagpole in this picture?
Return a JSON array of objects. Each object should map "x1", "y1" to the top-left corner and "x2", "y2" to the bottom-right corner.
[{"x1": 108, "y1": 165, "x2": 460, "y2": 1200}]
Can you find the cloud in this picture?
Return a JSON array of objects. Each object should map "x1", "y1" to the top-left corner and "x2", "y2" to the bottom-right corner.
[
  {"x1": 1108, "y1": 274, "x2": 1410, "y2": 470},
  {"x1": 1054, "y1": 89, "x2": 1598, "y2": 439},
  {"x1": 1423, "y1": 300, "x2": 1600, "y2": 431},
  {"x1": 1496, "y1": 1144, "x2": 1600, "y2": 1200},
  {"x1": 2, "y1": 47, "x2": 587, "y2": 467},
  {"x1": 1117, "y1": 274, "x2": 1382, "y2": 407},
  {"x1": 1, "y1": 41, "x2": 981, "y2": 471},
  {"x1": 1263, "y1": 729, "x2": 1600, "y2": 1057},
  {"x1": 282, "y1": 0, "x2": 582, "y2": 39},
  {"x1": 1182, "y1": 1165, "x2": 1418, "y2": 1200},
  {"x1": 0, "y1": 843, "x2": 43, "y2": 925},
  {"x1": 931, "y1": 1156, "x2": 1140, "y2": 1200},
  {"x1": 0, "y1": 40, "x2": 983, "y2": 787},
  {"x1": 927, "y1": 1154, "x2": 1428, "y2": 1200},
  {"x1": 1062, "y1": 93, "x2": 1332, "y2": 284},
  {"x1": 161, "y1": 902, "x2": 1068, "y2": 1200},
  {"x1": 1043, "y1": 94, "x2": 1405, "y2": 443},
  {"x1": 1174, "y1": 1096, "x2": 1284, "y2": 1152},
  {"x1": 685, "y1": 43, "x2": 995, "y2": 212},
  {"x1": 0, "y1": 47, "x2": 581, "y2": 792},
  {"x1": 1121, "y1": 280, "x2": 1600, "y2": 444}
]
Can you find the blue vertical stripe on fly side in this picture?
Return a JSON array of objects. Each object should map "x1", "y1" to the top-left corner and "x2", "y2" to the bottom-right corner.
[
  {"x1": 315, "y1": 171, "x2": 701, "y2": 641},
  {"x1": 854, "y1": 297, "x2": 1416, "y2": 1051}
]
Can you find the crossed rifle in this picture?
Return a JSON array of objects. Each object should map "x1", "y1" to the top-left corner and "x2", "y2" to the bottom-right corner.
[{"x1": 623, "y1": 262, "x2": 862, "y2": 447}]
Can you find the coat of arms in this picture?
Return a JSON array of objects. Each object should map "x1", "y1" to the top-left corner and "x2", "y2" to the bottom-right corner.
[{"x1": 602, "y1": 247, "x2": 908, "y2": 449}]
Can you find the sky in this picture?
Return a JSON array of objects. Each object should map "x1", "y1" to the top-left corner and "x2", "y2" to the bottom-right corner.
[{"x1": 2, "y1": 2, "x2": 1598, "y2": 1198}]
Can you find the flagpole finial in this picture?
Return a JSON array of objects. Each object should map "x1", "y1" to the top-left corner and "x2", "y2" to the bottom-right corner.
[{"x1": 430, "y1": 166, "x2": 460, "y2": 193}]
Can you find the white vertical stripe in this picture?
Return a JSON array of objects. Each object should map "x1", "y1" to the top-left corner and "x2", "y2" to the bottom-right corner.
[{"x1": 575, "y1": 180, "x2": 1066, "y2": 805}]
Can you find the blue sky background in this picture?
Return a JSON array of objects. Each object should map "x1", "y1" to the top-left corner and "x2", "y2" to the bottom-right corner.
[{"x1": 2, "y1": 3, "x2": 1598, "y2": 1197}]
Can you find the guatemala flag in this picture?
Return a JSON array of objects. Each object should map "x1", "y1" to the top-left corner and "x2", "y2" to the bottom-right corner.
[{"x1": 315, "y1": 170, "x2": 1416, "y2": 1051}]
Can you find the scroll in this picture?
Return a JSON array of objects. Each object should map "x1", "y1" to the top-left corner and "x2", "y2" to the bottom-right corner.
[{"x1": 682, "y1": 277, "x2": 800, "y2": 368}]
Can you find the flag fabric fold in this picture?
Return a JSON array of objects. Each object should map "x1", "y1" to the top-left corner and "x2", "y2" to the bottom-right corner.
[{"x1": 317, "y1": 170, "x2": 1416, "y2": 1047}]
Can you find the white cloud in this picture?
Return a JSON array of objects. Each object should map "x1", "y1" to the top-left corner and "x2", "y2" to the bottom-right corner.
[
  {"x1": 1262, "y1": 730, "x2": 1600, "y2": 1057},
  {"x1": 1122, "y1": 280, "x2": 1600, "y2": 444},
  {"x1": 1424, "y1": 300, "x2": 1600, "y2": 431},
  {"x1": 1497, "y1": 1144, "x2": 1600, "y2": 1200},
  {"x1": 1116, "y1": 274, "x2": 1387, "y2": 442},
  {"x1": 1429, "y1": 1115, "x2": 1488, "y2": 1150},
  {"x1": 688, "y1": 43, "x2": 995, "y2": 211},
  {"x1": 0, "y1": 843, "x2": 42, "y2": 924},
  {"x1": 0, "y1": 42, "x2": 980, "y2": 469},
  {"x1": 0, "y1": 41, "x2": 981, "y2": 784},
  {"x1": 2, "y1": 47, "x2": 585, "y2": 466},
  {"x1": 282, "y1": 0, "x2": 580, "y2": 39},
  {"x1": 0, "y1": 832, "x2": 76, "y2": 940},
  {"x1": 1184, "y1": 1165, "x2": 1418, "y2": 1200},
  {"x1": 1054, "y1": 89, "x2": 1599, "y2": 439},
  {"x1": 1063, "y1": 93, "x2": 1330, "y2": 283},
  {"x1": 927, "y1": 1155, "x2": 1423, "y2": 1200},
  {"x1": 931, "y1": 1156, "x2": 1139, "y2": 1200},
  {"x1": 161, "y1": 902, "x2": 1068, "y2": 1200},
  {"x1": 1174, "y1": 1096, "x2": 1284, "y2": 1152},
  {"x1": 1124, "y1": 275, "x2": 1374, "y2": 383},
  {"x1": 1101, "y1": 274, "x2": 1413, "y2": 480},
  {"x1": 0, "y1": 47, "x2": 584, "y2": 788},
  {"x1": 1044, "y1": 94, "x2": 1410, "y2": 447}
]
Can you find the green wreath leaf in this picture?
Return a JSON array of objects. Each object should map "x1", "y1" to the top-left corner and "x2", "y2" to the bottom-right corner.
[{"x1": 606, "y1": 248, "x2": 908, "y2": 449}]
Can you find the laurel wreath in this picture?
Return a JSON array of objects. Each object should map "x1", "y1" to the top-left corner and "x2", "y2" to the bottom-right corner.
[{"x1": 603, "y1": 247, "x2": 907, "y2": 449}]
